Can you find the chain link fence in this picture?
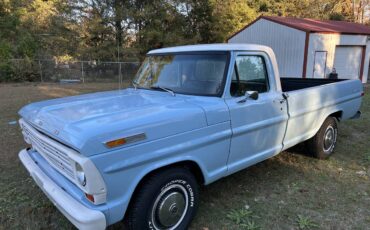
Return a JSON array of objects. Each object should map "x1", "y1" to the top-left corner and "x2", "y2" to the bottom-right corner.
[{"x1": 7, "y1": 59, "x2": 140, "y2": 88}]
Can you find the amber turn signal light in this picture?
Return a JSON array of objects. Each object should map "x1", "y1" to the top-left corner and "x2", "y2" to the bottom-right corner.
[
  {"x1": 85, "y1": 193, "x2": 95, "y2": 203},
  {"x1": 105, "y1": 138, "x2": 126, "y2": 148}
]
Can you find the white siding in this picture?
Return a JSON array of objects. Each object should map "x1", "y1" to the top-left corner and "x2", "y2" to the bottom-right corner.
[
  {"x1": 228, "y1": 19, "x2": 306, "y2": 78},
  {"x1": 365, "y1": 40, "x2": 370, "y2": 83},
  {"x1": 306, "y1": 34, "x2": 369, "y2": 83},
  {"x1": 333, "y1": 46, "x2": 362, "y2": 79}
]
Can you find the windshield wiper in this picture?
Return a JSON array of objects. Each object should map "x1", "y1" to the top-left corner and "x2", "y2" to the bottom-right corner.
[{"x1": 150, "y1": 85, "x2": 175, "y2": 96}]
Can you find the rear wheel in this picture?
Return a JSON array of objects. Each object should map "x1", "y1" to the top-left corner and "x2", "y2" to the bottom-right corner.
[
  {"x1": 306, "y1": 117, "x2": 338, "y2": 159},
  {"x1": 127, "y1": 167, "x2": 199, "y2": 230}
]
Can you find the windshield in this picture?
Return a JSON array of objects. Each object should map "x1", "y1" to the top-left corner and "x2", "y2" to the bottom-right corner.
[{"x1": 133, "y1": 52, "x2": 228, "y2": 96}]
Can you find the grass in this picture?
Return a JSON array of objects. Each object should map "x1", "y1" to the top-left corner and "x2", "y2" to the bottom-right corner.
[
  {"x1": 227, "y1": 208, "x2": 260, "y2": 230},
  {"x1": 227, "y1": 208, "x2": 255, "y2": 225},
  {"x1": 0, "y1": 82, "x2": 369, "y2": 230},
  {"x1": 296, "y1": 215, "x2": 319, "y2": 229}
]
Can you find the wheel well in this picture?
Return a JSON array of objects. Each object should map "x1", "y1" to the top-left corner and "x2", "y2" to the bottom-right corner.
[
  {"x1": 126, "y1": 161, "x2": 204, "y2": 218},
  {"x1": 329, "y1": 111, "x2": 343, "y2": 121},
  {"x1": 141, "y1": 161, "x2": 205, "y2": 185}
]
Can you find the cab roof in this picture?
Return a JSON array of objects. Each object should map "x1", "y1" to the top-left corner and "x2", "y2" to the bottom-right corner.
[{"x1": 148, "y1": 43, "x2": 274, "y2": 54}]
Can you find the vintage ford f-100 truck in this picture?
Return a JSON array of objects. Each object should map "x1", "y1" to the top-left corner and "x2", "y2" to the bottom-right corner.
[{"x1": 18, "y1": 44, "x2": 363, "y2": 230}]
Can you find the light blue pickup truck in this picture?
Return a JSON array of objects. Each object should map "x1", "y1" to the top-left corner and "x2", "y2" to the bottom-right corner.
[{"x1": 18, "y1": 44, "x2": 363, "y2": 230}]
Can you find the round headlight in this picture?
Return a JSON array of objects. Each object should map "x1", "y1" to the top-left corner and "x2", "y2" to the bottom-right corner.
[{"x1": 75, "y1": 163, "x2": 86, "y2": 186}]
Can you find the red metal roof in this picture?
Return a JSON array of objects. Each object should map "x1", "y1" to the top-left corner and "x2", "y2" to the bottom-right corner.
[
  {"x1": 228, "y1": 16, "x2": 370, "y2": 41},
  {"x1": 263, "y1": 16, "x2": 370, "y2": 34}
]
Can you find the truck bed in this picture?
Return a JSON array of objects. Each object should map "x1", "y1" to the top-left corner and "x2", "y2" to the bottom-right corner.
[
  {"x1": 281, "y1": 78, "x2": 347, "y2": 92},
  {"x1": 280, "y1": 77, "x2": 362, "y2": 151}
]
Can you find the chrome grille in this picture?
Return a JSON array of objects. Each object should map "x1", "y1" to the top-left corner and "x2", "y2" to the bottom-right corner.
[{"x1": 21, "y1": 121, "x2": 75, "y2": 179}]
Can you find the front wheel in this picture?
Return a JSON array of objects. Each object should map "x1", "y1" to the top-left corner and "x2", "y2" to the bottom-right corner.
[
  {"x1": 127, "y1": 167, "x2": 199, "y2": 230},
  {"x1": 306, "y1": 117, "x2": 338, "y2": 159}
]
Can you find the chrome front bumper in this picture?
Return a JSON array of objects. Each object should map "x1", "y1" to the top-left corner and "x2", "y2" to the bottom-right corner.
[{"x1": 19, "y1": 149, "x2": 106, "y2": 230}]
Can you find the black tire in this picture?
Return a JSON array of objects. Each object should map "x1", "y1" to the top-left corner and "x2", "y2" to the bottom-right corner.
[
  {"x1": 306, "y1": 117, "x2": 338, "y2": 159},
  {"x1": 127, "y1": 167, "x2": 199, "y2": 230}
]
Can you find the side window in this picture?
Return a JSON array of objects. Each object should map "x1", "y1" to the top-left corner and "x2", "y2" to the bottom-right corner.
[{"x1": 230, "y1": 56, "x2": 269, "y2": 97}]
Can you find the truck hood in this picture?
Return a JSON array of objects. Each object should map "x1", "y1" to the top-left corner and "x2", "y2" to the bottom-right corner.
[{"x1": 19, "y1": 88, "x2": 207, "y2": 156}]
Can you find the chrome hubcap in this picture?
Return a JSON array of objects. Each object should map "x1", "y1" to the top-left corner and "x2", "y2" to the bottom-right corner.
[
  {"x1": 157, "y1": 192, "x2": 185, "y2": 227},
  {"x1": 152, "y1": 184, "x2": 189, "y2": 230},
  {"x1": 323, "y1": 126, "x2": 336, "y2": 152}
]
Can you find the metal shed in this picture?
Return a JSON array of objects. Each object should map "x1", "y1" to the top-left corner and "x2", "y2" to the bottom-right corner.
[{"x1": 228, "y1": 16, "x2": 370, "y2": 83}]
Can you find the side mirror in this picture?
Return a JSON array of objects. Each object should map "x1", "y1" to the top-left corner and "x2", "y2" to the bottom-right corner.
[
  {"x1": 237, "y1": 91, "x2": 259, "y2": 103},
  {"x1": 246, "y1": 91, "x2": 259, "y2": 100}
]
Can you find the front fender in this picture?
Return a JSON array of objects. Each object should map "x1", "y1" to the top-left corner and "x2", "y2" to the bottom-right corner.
[{"x1": 89, "y1": 121, "x2": 231, "y2": 225}]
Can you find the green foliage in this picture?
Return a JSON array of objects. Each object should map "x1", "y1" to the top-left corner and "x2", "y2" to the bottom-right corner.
[
  {"x1": 329, "y1": 12, "x2": 345, "y2": 21},
  {"x1": 227, "y1": 207, "x2": 260, "y2": 229},
  {"x1": 210, "y1": 0, "x2": 257, "y2": 42},
  {"x1": 0, "y1": 41, "x2": 12, "y2": 60},
  {"x1": 0, "y1": 37, "x2": 39, "y2": 82},
  {"x1": 133, "y1": 0, "x2": 190, "y2": 54},
  {"x1": 0, "y1": 41, "x2": 12, "y2": 81},
  {"x1": 0, "y1": 0, "x2": 367, "y2": 81},
  {"x1": 296, "y1": 215, "x2": 319, "y2": 229},
  {"x1": 0, "y1": 58, "x2": 40, "y2": 82},
  {"x1": 364, "y1": 153, "x2": 370, "y2": 164},
  {"x1": 17, "y1": 34, "x2": 37, "y2": 58},
  {"x1": 227, "y1": 208, "x2": 254, "y2": 224},
  {"x1": 240, "y1": 220, "x2": 260, "y2": 230},
  {"x1": 11, "y1": 58, "x2": 40, "y2": 82},
  {"x1": 0, "y1": 62, "x2": 13, "y2": 82}
]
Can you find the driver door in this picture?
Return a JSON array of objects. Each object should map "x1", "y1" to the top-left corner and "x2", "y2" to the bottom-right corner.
[{"x1": 225, "y1": 54, "x2": 288, "y2": 175}]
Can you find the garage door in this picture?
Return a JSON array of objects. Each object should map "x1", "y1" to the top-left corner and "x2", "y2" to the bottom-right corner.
[{"x1": 333, "y1": 46, "x2": 362, "y2": 79}]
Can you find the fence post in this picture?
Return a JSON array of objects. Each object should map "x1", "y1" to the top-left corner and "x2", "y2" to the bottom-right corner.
[
  {"x1": 38, "y1": 60, "x2": 43, "y2": 82},
  {"x1": 81, "y1": 61, "x2": 85, "y2": 83},
  {"x1": 125, "y1": 64, "x2": 127, "y2": 82},
  {"x1": 119, "y1": 62, "x2": 122, "y2": 90}
]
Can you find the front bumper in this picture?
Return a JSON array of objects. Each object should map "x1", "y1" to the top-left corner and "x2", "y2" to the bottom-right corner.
[{"x1": 19, "y1": 149, "x2": 106, "y2": 230}]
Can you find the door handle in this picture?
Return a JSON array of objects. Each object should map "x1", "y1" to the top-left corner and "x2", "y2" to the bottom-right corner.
[
  {"x1": 273, "y1": 99, "x2": 286, "y2": 104},
  {"x1": 277, "y1": 93, "x2": 289, "y2": 104}
]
